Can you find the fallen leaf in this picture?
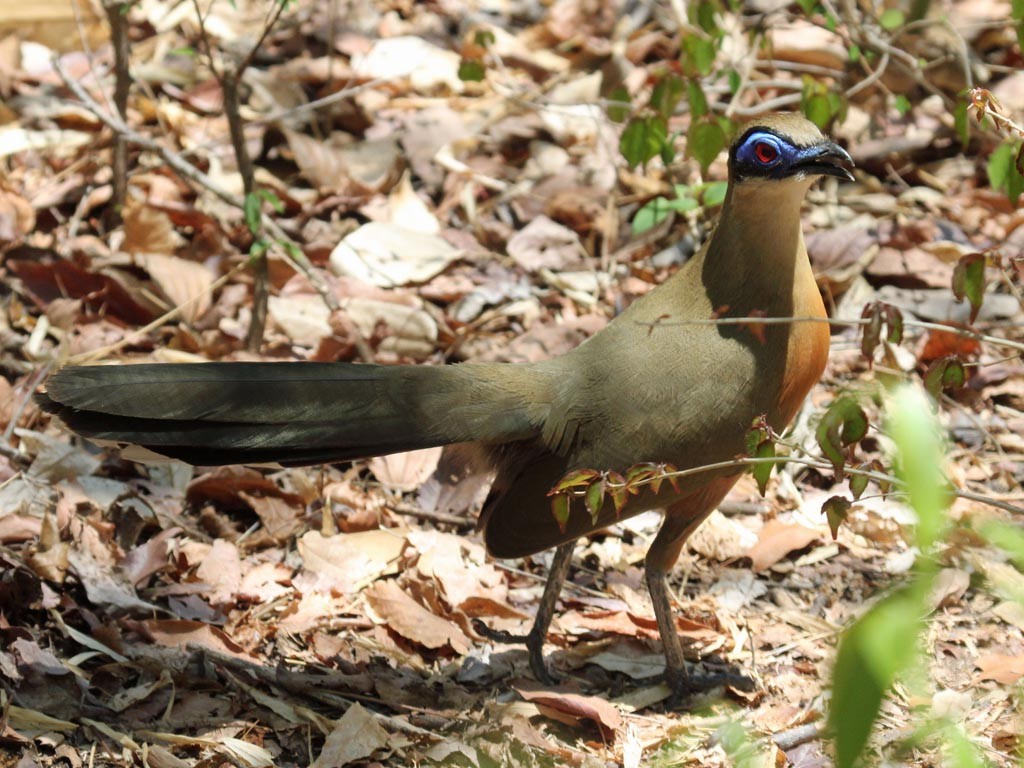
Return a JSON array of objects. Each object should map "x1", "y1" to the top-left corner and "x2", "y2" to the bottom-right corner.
[
  {"x1": 311, "y1": 702, "x2": 389, "y2": 768},
  {"x1": 329, "y1": 222, "x2": 461, "y2": 288},
  {"x1": 297, "y1": 529, "x2": 405, "y2": 594},
  {"x1": 748, "y1": 520, "x2": 822, "y2": 572},
  {"x1": 976, "y1": 653, "x2": 1024, "y2": 685},
  {"x1": 363, "y1": 579, "x2": 471, "y2": 654},
  {"x1": 515, "y1": 681, "x2": 623, "y2": 740}
]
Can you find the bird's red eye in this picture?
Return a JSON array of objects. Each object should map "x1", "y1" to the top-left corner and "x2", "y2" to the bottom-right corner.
[{"x1": 754, "y1": 142, "x2": 778, "y2": 164}]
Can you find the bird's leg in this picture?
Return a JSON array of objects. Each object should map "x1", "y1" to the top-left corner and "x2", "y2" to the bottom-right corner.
[
  {"x1": 474, "y1": 540, "x2": 576, "y2": 685},
  {"x1": 645, "y1": 561, "x2": 690, "y2": 699}
]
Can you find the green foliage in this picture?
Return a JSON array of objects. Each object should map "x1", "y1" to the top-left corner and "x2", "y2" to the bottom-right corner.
[
  {"x1": 801, "y1": 78, "x2": 845, "y2": 129},
  {"x1": 632, "y1": 181, "x2": 727, "y2": 234},
  {"x1": 606, "y1": 86, "x2": 631, "y2": 123},
  {"x1": 620, "y1": 115, "x2": 669, "y2": 168},
  {"x1": 680, "y1": 35, "x2": 717, "y2": 77},
  {"x1": 458, "y1": 59, "x2": 486, "y2": 82},
  {"x1": 879, "y1": 8, "x2": 905, "y2": 30},
  {"x1": 816, "y1": 396, "x2": 869, "y2": 480},
  {"x1": 822, "y1": 495, "x2": 851, "y2": 539},
  {"x1": 951, "y1": 252, "x2": 987, "y2": 323},
  {"x1": 651, "y1": 75, "x2": 685, "y2": 119},
  {"x1": 1013, "y1": 0, "x2": 1024, "y2": 49},
  {"x1": 830, "y1": 385, "x2": 950, "y2": 768},
  {"x1": 688, "y1": 119, "x2": 726, "y2": 174},
  {"x1": 923, "y1": 356, "x2": 967, "y2": 400},
  {"x1": 987, "y1": 140, "x2": 1024, "y2": 204},
  {"x1": 859, "y1": 302, "x2": 904, "y2": 365}
]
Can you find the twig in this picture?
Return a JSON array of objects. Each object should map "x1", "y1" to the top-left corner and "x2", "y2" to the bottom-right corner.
[
  {"x1": 387, "y1": 502, "x2": 474, "y2": 528},
  {"x1": 102, "y1": 1, "x2": 131, "y2": 215}
]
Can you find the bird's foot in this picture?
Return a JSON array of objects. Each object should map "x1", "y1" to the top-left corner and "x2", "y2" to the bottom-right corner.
[
  {"x1": 472, "y1": 618, "x2": 528, "y2": 645},
  {"x1": 471, "y1": 619, "x2": 559, "y2": 685},
  {"x1": 664, "y1": 665, "x2": 757, "y2": 708}
]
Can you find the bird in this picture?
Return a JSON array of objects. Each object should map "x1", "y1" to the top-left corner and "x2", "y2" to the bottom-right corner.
[{"x1": 37, "y1": 112, "x2": 852, "y2": 702}]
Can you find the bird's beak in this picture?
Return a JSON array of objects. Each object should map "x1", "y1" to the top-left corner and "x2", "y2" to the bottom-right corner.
[{"x1": 792, "y1": 141, "x2": 855, "y2": 181}]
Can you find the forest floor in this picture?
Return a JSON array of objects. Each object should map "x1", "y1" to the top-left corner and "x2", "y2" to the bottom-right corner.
[{"x1": 1, "y1": 0, "x2": 1023, "y2": 766}]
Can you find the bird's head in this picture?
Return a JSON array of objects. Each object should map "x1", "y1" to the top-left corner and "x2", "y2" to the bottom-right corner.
[{"x1": 728, "y1": 113, "x2": 854, "y2": 186}]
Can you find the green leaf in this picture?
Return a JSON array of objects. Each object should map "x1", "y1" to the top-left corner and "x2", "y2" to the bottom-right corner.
[
  {"x1": 681, "y1": 35, "x2": 716, "y2": 77},
  {"x1": 256, "y1": 188, "x2": 284, "y2": 213},
  {"x1": 830, "y1": 589, "x2": 923, "y2": 768},
  {"x1": 585, "y1": 479, "x2": 605, "y2": 523},
  {"x1": 822, "y1": 495, "x2": 851, "y2": 539},
  {"x1": 981, "y1": 520, "x2": 1024, "y2": 571},
  {"x1": 884, "y1": 304, "x2": 903, "y2": 344},
  {"x1": 987, "y1": 141, "x2": 1024, "y2": 204},
  {"x1": 727, "y1": 69, "x2": 741, "y2": 95},
  {"x1": 473, "y1": 29, "x2": 496, "y2": 48},
  {"x1": 953, "y1": 100, "x2": 970, "y2": 149},
  {"x1": 249, "y1": 238, "x2": 270, "y2": 259},
  {"x1": 693, "y1": 0, "x2": 719, "y2": 33},
  {"x1": 1014, "y1": 0, "x2": 1024, "y2": 48},
  {"x1": 660, "y1": 132, "x2": 678, "y2": 165},
  {"x1": 550, "y1": 494, "x2": 571, "y2": 533},
  {"x1": 652, "y1": 74, "x2": 685, "y2": 119},
  {"x1": 848, "y1": 43, "x2": 861, "y2": 62},
  {"x1": 700, "y1": 180, "x2": 728, "y2": 207},
  {"x1": 243, "y1": 192, "x2": 262, "y2": 235},
  {"x1": 795, "y1": 0, "x2": 817, "y2": 15},
  {"x1": 951, "y1": 252, "x2": 986, "y2": 323},
  {"x1": 923, "y1": 356, "x2": 967, "y2": 400},
  {"x1": 458, "y1": 58, "x2": 486, "y2": 82},
  {"x1": 816, "y1": 397, "x2": 868, "y2": 480},
  {"x1": 849, "y1": 471, "x2": 869, "y2": 501},
  {"x1": 607, "y1": 86, "x2": 631, "y2": 123},
  {"x1": 860, "y1": 302, "x2": 883, "y2": 365},
  {"x1": 888, "y1": 384, "x2": 949, "y2": 551},
  {"x1": 752, "y1": 439, "x2": 775, "y2": 497},
  {"x1": 632, "y1": 193, "x2": 698, "y2": 234},
  {"x1": 893, "y1": 94, "x2": 911, "y2": 115},
  {"x1": 620, "y1": 115, "x2": 668, "y2": 168},
  {"x1": 688, "y1": 119, "x2": 726, "y2": 175},
  {"x1": 552, "y1": 468, "x2": 602, "y2": 493},
  {"x1": 687, "y1": 79, "x2": 709, "y2": 120},
  {"x1": 879, "y1": 8, "x2": 905, "y2": 29}
]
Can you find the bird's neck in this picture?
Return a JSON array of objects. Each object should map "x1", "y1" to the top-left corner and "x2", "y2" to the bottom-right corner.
[{"x1": 702, "y1": 179, "x2": 815, "y2": 312}]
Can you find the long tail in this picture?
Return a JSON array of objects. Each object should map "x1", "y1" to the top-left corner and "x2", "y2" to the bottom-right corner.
[{"x1": 37, "y1": 362, "x2": 547, "y2": 466}]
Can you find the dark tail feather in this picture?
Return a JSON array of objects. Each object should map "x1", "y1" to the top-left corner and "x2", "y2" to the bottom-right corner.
[{"x1": 37, "y1": 362, "x2": 544, "y2": 466}]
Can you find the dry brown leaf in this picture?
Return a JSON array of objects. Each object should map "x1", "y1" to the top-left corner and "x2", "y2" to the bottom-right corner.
[
  {"x1": 976, "y1": 653, "x2": 1024, "y2": 684},
  {"x1": 515, "y1": 681, "x2": 623, "y2": 740},
  {"x1": 123, "y1": 199, "x2": 180, "y2": 255},
  {"x1": 369, "y1": 447, "x2": 442, "y2": 493},
  {"x1": 139, "y1": 619, "x2": 253, "y2": 659},
  {"x1": 297, "y1": 529, "x2": 405, "y2": 594},
  {"x1": 194, "y1": 539, "x2": 241, "y2": 606},
  {"x1": 141, "y1": 253, "x2": 214, "y2": 325},
  {"x1": 363, "y1": 578, "x2": 471, "y2": 654},
  {"x1": 748, "y1": 520, "x2": 822, "y2": 572},
  {"x1": 310, "y1": 702, "x2": 389, "y2": 768}
]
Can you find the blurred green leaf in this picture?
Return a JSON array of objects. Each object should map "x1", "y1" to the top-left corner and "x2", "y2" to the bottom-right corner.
[
  {"x1": 1012, "y1": 0, "x2": 1024, "y2": 49},
  {"x1": 652, "y1": 75, "x2": 685, "y2": 119},
  {"x1": 816, "y1": 396, "x2": 868, "y2": 480},
  {"x1": 879, "y1": 8, "x2": 905, "y2": 29},
  {"x1": 687, "y1": 79, "x2": 709, "y2": 119},
  {"x1": 894, "y1": 95, "x2": 911, "y2": 115},
  {"x1": 727, "y1": 69, "x2": 742, "y2": 94},
  {"x1": 888, "y1": 384, "x2": 949, "y2": 551},
  {"x1": 822, "y1": 494, "x2": 851, "y2": 539},
  {"x1": 848, "y1": 43, "x2": 861, "y2": 62},
  {"x1": 607, "y1": 86, "x2": 631, "y2": 123},
  {"x1": 620, "y1": 115, "x2": 668, "y2": 168},
  {"x1": 550, "y1": 494, "x2": 570, "y2": 533},
  {"x1": 473, "y1": 29, "x2": 496, "y2": 47},
  {"x1": 752, "y1": 439, "x2": 775, "y2": 496},
  {"x1": 243, "y1": 191, "x2": 261, "y2": 234},
  {"x1": 987, "y1": 141, "x2": 1024, "y2": 203},
  {"x1": 831, "y1": 589, "x2": 922, "y2": 768},
  {"x1": 632, "y1": 192, "x2": 698, "y2": 233},
  {"x1": 924, "y1": 356, "x2": 967, "y2": 400},
  {"x1": 458, "y1": 59, "x2": 486, "y2": 82},
  {"x1": 681, "y1": 35, "x2": 716, "y2": 77},
  {"x1": 953, "y1": 100, "x2": 970, "y2": 149},
  {"x1": 981, "y1": 520, "x2": 1024, "y2": 571},
  {"x1": 700, "y1": 180, "x2": 728, "y2": 207},
  {"x1": 951, "y1": 252, "x2": 986, "y2": 323},
  {"x1": 688, "y1": 119, "x2": 726, "y2": 174}
]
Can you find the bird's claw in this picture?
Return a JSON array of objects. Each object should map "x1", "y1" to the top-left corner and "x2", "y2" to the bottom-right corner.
[{"x1": 472, "y1": 619, "x2": 559, "y2": 685}]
